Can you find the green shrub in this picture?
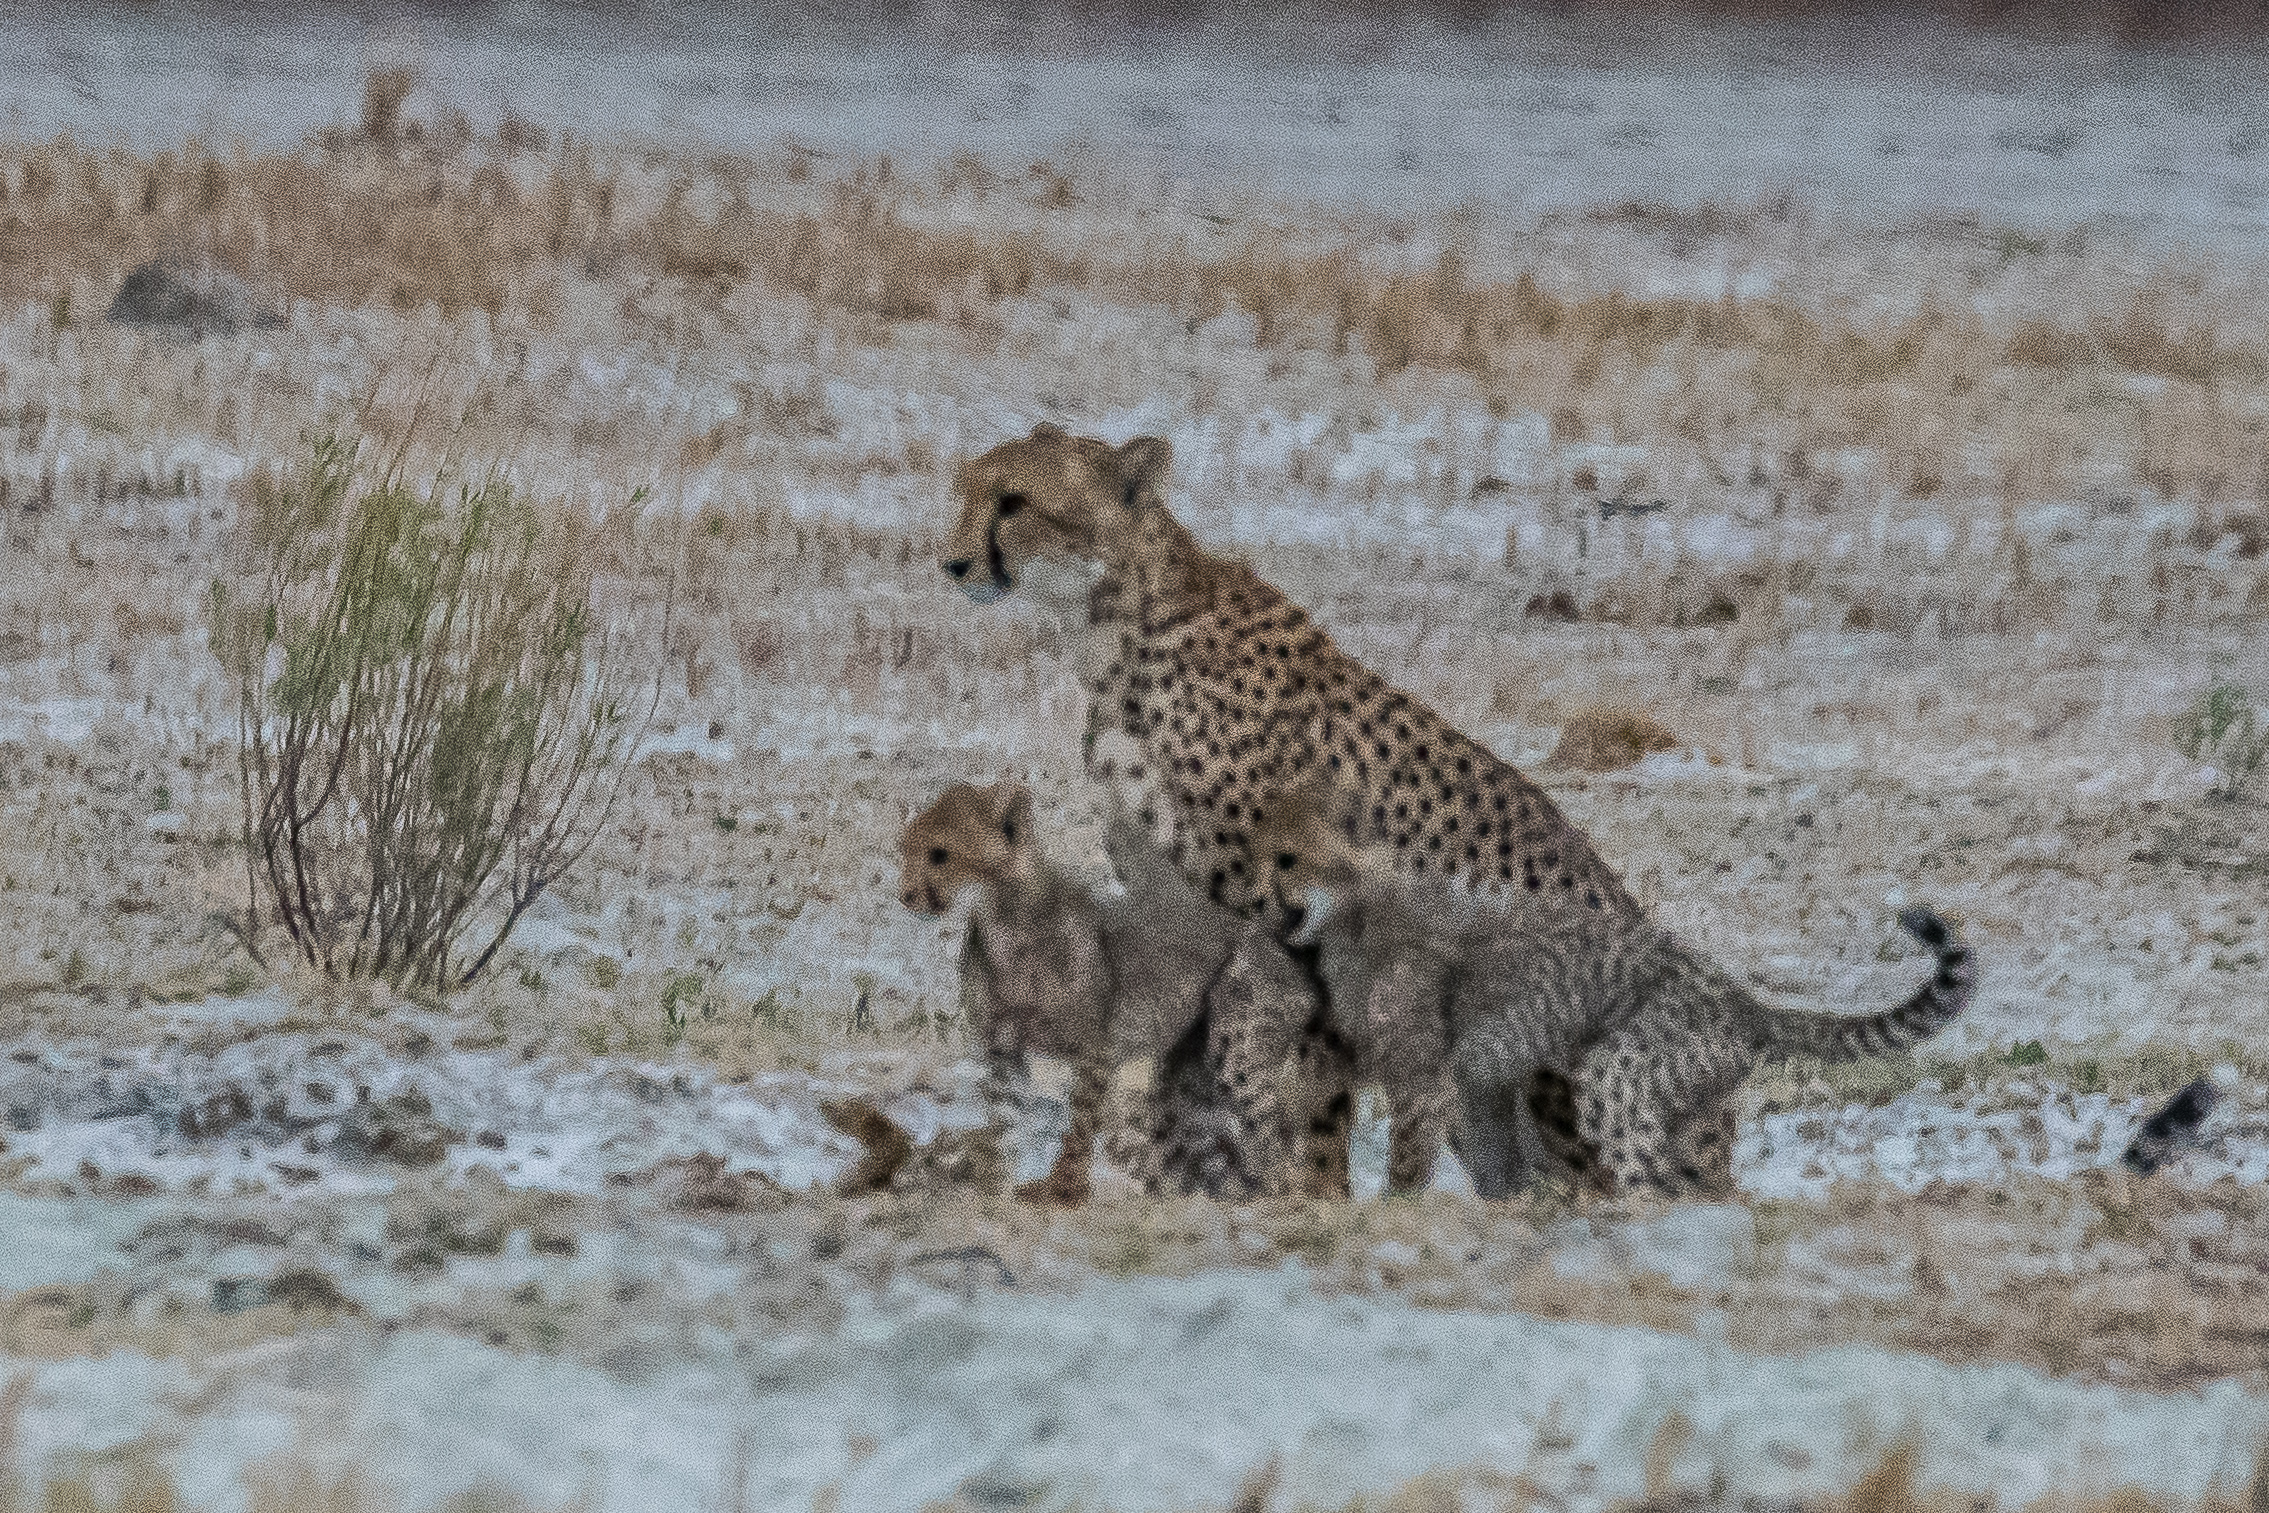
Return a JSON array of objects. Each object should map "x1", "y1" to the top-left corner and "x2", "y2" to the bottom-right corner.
[
  {"x1": 212, "y1": 436, "x2": 661, "y2": 992},
  {"x1": 2175, "y1": 679, "x2": 2268, "y2": 800}
]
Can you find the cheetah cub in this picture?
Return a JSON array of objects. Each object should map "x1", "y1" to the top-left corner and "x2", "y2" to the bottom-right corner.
[
  {"x1": 1248, "y1": 784, "x2": 1609, "y2": 1196},
  {"x1": 898, "y1": 781, "x2": 1325, "y2": 1204},
  {"x1": 1253, "y1": 782, "x2": 1977, "y2": 1200}
]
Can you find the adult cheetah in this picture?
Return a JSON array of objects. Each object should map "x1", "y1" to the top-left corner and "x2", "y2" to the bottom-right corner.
[
  {"x1": 942, "y1": 422, "x2": 1972, "y2": 1195},
  {"x1": 942, "y1": 423, "x2": 1635, "y2": 928}
]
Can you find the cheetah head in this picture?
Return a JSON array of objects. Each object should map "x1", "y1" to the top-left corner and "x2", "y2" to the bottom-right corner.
[
  {"x1": 942, "y1": 423, "x2": 1173, "y2": 609},
  {"x1": 898, "y1": 781, "x2": 1038, "y2": 915},
  {"x1": 1247, "y1": 786, "x2": 1364, "y2": 946}
]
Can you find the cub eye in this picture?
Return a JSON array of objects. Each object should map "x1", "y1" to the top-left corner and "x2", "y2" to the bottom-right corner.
[
  {"x1": 997, "y1": 492, "x2": 1028, "y2": 517},
  {"x1": 928, "y1": 847, "x2": 949, "y2": 865},
  {"x1": 1002, "y1": 819, "x2": 1019, "y2": 843},
  {"x1": 1275, "y1": 852, "x2": 1299, "y2": 871}
]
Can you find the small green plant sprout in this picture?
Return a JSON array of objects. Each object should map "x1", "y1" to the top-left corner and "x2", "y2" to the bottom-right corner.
[
  {"x1": 2007, "y1": 1040, "x2": 2049, "y2": 1067},
  {"x1": 2175, "y1": 680, "x2": 2268, "y2": 801},
  {"x1": 210, "y1": 434, "x2": 668, "y2": 994},
  {"x1": 660, "y1": 969, "x2": 705, "y2": 1043}
]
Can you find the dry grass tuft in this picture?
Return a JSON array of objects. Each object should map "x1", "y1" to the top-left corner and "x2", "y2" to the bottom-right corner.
[
  {"x1": 1547, "y1": 706, "x2": 1681, "y2": 772},
  {"x1": 1842, "y1": 1438, "x2": 1922, "y2": 1513}
]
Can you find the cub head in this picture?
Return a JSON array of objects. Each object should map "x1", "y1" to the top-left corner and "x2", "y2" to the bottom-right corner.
[
  {"x1": 898, "y1": 782, "x2": 1038, "y2": 915},
  {"x1": 1247, "y1": 784, "x2": 1365, "y2": 945},
  {"x1": 941, "y1": 423, "x2": 1173, "y2": 607}
]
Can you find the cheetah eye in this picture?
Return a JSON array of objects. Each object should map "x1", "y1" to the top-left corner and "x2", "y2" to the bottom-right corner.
[
  {"x1": 997, "y1": 492, "x2": 1028, "y2": 518},
  {"x1": 1274, "y1": 852, "x2": 1299, "y2": 872},
  {"x1": 928, "y1": 847, "x2": 949, "y2": 866}
]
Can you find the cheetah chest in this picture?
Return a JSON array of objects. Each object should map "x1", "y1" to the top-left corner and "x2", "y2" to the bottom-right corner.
[{"x1": 1082, "y1": 606, "x2": 1326, "y2": 917}]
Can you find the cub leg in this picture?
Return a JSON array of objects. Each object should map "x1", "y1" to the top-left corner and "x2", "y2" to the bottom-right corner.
[
  {"x1": 959, "y1": 921, "x2": 1032, "y2": 1123},
  {"x1": 1575, "y1": 1021, "x2": 1746, "y2": 1199},
  {"x1": 1671, "y1": 1096, "x2": 1740, "y2": 1197},
  {"x1": 1575, "y1": 1027, "x2": 1690, "y2": 1198},
  {"x1": 1525, "y1": 1065, "x2": 1606, "y2": 1192},
  {"x1": 1451, "y1": 1065, "x2": 1540, "y2": 1199},
  {"x1": 1443, "y1": 1001, "x2": 1565, "y2": 1200},
  {"x1": 1380, "y1": 1068, "x2": 1458, "y2": 1195},
  {"x1": 1017, "y1": 1052, "x2": 1110, "y2": 1206},
  {"x1": 1356, "y1": 956, "x2": 1458, "y2": 1196}
]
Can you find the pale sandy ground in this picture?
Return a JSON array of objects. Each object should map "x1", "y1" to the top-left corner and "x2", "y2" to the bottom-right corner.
[{"x1": 3, "y1": 8, "x2": 2269, "y2": 1510}]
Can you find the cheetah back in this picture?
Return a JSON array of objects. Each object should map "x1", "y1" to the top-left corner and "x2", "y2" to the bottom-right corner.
[{"x1": 1088, "y1": 562, "x2": 1639, "y2": 931}]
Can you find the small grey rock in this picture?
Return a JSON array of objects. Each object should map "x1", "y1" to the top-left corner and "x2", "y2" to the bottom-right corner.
[{"x1": 106, "y1": 255, "x2": 278, "y2": 338}]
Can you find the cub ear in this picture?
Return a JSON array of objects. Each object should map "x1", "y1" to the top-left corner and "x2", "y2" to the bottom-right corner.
[
  {"x1": 996, "y1": 784, "x2": 1035, "y2": 845},
  {"x1": 1114, "y1": 435, "x2": 1172, "y2": 506},
  {"x1": 1029, "y1": 421, "x2": 1069, "y2": 442}
]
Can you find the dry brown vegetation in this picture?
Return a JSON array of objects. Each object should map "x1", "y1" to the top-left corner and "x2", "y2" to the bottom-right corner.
[
  {"x1": 8, "y1": 93, "x2": 2269, "y2": 688},
  {"x1": 1547, "y1": 706, "x2": 1683, "y2": 772},
  {"x1": 9, "y1": 105, "x2": 2269, "y2": 526}
]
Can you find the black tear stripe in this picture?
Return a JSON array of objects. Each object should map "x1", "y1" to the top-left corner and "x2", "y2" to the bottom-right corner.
[{"x1": 985, "y1": 516, "x2": 1010, "y2": 591}]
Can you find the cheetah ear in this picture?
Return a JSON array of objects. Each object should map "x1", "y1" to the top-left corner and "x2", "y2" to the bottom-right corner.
[
  {"x1": 996, "y1": 784, "x2": 1034, "y2": 846},
  {"x1": 1029, "y1": 421, "x2": 1068, "y2": 443},
  {"x1": 1114, "y1": 435, "x2": 1172, "y2": 508}
]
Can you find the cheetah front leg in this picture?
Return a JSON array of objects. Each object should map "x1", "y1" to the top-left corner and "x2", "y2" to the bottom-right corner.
[
  {"x1": 1018, "y1": 1052, "x2": 1110, "y2": 1206},
  {"x1": 1281, "y1": 1015, "x2": 1358, "y2": 1200},
  {"x1": 1112, "y1": 1007, "x2": 1265, "y2": 1199},
  {"x1": 1205, "y1": 937, "x2": 1355, "y2": 1199}
]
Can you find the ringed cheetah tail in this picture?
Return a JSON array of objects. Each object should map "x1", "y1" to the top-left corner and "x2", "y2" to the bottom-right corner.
[{"x1": 1769, "y1": 907, "x2": 1977, "y2": 1062}]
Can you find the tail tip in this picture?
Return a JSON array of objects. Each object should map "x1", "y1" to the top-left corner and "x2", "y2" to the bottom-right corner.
[
  {"x1": 1899, "y1": 906, "x2": 1951, "y2": 949},
  {"x1": 2121, "y1": 1075, "x2": 2222, "y2": 1175}
]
